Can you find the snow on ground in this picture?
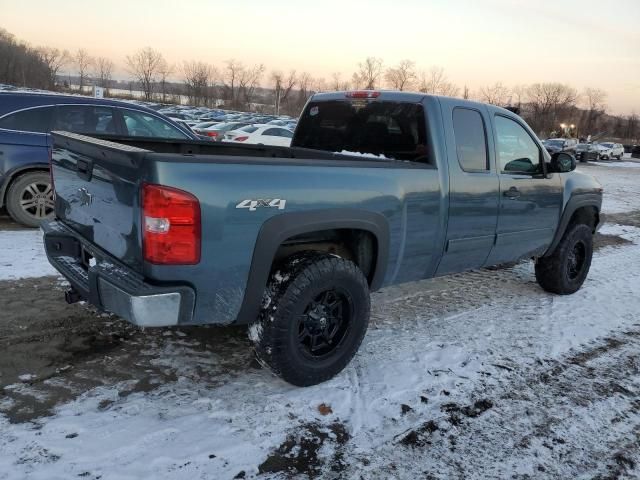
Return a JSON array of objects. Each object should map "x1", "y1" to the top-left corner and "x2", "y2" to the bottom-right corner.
[
  {"x1": 577, "y1": 161, "x2": 640, "y2": 214},
  {"x1": 592, "y1": 161, "x2": 640, "y2": 168},
  {"x1": 0, "y1": 162, "x2": 640, "y2": 479},
  {"x1": 0, "y1": 229, "x2": 57, "y2": 280}
]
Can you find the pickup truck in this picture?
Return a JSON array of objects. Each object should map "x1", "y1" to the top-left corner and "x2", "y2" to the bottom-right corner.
[{"x1": 44, "y1": 91, "x2": 603, "y2": 387}]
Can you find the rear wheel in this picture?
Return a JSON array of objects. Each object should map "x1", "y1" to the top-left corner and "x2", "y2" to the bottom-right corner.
[
  {"x1": 6, "y1": 172, "x2": 54, "y2": 227},
  {"x1": 249, "y1": 252, "x2": 370, "y2": 386},
  {"x1": 535, "y1": 223, "x2": 593, "y2": 294}
]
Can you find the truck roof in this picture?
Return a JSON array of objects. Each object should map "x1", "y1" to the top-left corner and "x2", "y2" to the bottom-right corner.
[
  {"x1": 0, "y1": 91, "x2": 160, "y2": 117},
  {"x1": 309, "y1": 90, "x2": 518, "y2": 118}
]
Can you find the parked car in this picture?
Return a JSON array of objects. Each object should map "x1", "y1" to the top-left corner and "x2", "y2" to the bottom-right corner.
[
  {"x1": 44, "y1": 91, "x2": 602, "y2": 387},
  {"x1": 0, "y1": 92, "x2": 197, "y2": 227},
  {"x1": 192, "y1": 121, "x2": 221, "y2": 135},
  {"x1": 597, "y1": 142, "x2": 625, "y2": 160},
  {"x1": 632, "y1": 145, "x2": 640, "y2": 159},
  {"x1": 225, "y1": 125, "x2": 294, "y2": 146},
  {"x1": 543, "y1": 138, "x2": 577, "y2": 155},
  {"x1": 575, "y1": 143, "x2": 601, "y2": 162},
  {"x1": 199, "y1": 121, "x2": 252, "y2": 141}
]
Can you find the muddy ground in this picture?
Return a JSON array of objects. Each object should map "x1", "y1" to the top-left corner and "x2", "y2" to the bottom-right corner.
[{"x1": 0, "y1": 213, "x2": 635, "y2": 424}]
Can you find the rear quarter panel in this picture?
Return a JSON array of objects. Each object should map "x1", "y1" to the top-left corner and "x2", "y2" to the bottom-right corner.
[{"x1": 147, "y1": 159, "x2": 446, "y2": 324}]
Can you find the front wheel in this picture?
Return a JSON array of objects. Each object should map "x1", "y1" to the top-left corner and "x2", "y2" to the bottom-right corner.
[
  {"x1": 249, "y1": 253, "x2": 370, "y2": 386},
  {"x1": 6, "y1": 172, "x2": 54, "y2": 227},
  {"x1": 535, "y1": 223, "x2": 593, "y2": 295}
]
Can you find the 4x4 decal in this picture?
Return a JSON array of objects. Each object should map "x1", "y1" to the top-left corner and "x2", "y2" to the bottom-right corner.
[{"x1": 235, "y1": 198, "x2": 287, "y2": 212}]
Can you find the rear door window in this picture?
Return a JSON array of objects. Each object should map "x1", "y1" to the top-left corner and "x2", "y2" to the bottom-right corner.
[
  {"x1": 293, "y1": 100, "x2": 428, "y2": 163},
  {"x1": 0, "y1": 106, "x2": 54, "y2": 133},
  {"x1": 54, "y1": 105, "x2": 118, "y2": 135},
  {"x1": 452, "y1": 108, "x2": 489, "y2": 172},
  {"x1": 121, "y1": 109, "x2": 188, "y2": 139}
]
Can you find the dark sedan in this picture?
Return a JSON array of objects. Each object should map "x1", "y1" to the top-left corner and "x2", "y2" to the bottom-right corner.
[{"x1": 0, "y1": 92, "x2": 198, "y2": 226}]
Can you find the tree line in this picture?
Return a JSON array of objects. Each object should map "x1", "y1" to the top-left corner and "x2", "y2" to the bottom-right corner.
[{"x1": 0, "y1": 27, "x2": 638, "y2": 143}]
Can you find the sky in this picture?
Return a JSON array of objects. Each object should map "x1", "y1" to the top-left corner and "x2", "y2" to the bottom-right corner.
[{"x1": 1, "y1": 0, "x2": 639, "y2": 114}]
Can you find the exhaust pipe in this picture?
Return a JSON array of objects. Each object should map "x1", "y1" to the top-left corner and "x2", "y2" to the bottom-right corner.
[{"x1": 65, "y1": 289, "x2": 81, "y2": 304}]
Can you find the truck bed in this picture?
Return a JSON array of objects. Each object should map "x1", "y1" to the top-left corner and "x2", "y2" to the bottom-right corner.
[{"x1": 49, "y1": 131, "x2": 445, "y2": 325}]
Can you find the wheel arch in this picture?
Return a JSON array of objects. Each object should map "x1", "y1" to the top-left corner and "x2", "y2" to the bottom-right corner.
[
  {"x1": 1, "y1": 164, "x2": 50, "y2": 208},
  {"x1": 544, "y1": 194, "x2": 601, "y2": 257},
  {"x1": 234, "y1": 209, "x2": 390, "y2": 324}
]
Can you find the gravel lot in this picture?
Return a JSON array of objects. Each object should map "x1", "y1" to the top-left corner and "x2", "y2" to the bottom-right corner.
[{"x1": 1, "y1": 161, "x2": 640, "y2": 479}]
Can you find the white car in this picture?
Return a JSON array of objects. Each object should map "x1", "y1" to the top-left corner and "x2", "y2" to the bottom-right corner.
[
  {"x1": 597, "y1": 142, "x2": 625, "y2": 160},
  {"x1": 225, "y1": 125, "x2": 294, "y2": 147}
]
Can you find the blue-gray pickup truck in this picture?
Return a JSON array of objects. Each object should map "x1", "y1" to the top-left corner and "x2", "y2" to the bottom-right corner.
[{"x1": 44, "y1": 91, "x2": 603, "y2": 386}]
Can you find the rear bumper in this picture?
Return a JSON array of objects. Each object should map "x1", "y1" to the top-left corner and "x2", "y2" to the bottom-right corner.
[{"x1": 42, "y1": 221, "x2": 195, "y2": 327}]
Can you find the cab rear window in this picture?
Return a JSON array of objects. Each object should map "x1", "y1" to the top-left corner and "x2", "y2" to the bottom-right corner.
[{"x1": 292, "y1": 100, "x2": 428, "y2": 163}]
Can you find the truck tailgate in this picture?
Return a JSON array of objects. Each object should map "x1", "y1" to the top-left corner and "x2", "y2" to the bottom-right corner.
[{"x1": 51, "y1": 132, "x2": 149, "y2": 272}]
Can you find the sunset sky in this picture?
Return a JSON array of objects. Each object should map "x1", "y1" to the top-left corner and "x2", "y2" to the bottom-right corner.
[{"x1": 1, "y1": 0, "x2": 638, "y2": 114}]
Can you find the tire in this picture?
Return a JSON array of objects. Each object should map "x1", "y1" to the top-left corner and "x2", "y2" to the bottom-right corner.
[
  {"x1": 249, "y1": 252, "x2": 370, "y2": 386},
  {"x1": 535, "y1": 223, "x2": 593, "y2": 295},
  {"x1": 6, "y1": 171, "x2": 54, "y2": 228}
]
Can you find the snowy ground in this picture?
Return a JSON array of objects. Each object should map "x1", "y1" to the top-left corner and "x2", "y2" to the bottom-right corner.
[{"x1": 1, "y1": 162, "x2": 640, "y2": 479}]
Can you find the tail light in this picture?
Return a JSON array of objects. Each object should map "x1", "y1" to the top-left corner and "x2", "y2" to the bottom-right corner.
[
  {"x1": 206, "y1": 131, "x2": 219, "y2": 137},
  {"x1": 346, "y1": 91, "x2": 380, "y2": 99},
  {"x1": 234, "y1": 136, "x2": 249, "y2": 142},
  {"x1": 142, "y1": 183, "x2": 201, "y2": 265}
]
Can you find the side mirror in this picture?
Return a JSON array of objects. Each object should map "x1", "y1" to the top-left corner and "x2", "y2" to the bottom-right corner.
[{"x1": 550, "y1": 152, "x2": 576, "y2": 173}]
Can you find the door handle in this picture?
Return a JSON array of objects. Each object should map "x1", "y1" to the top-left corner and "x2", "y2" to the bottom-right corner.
[{"x1": 504, "y1": 186, "x2": 521, "y2": 199}]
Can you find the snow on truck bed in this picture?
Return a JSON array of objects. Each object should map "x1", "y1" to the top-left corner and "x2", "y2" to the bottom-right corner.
[{"x1": 1, "y1": 162, "x2": 640, "y2": 479}]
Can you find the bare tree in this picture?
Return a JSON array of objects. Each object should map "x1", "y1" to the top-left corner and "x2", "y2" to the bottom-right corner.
[
  {"x1": 272, "y1": 69, "x2": 296, "y2": 114},
  {"x1": 582, "y1": 87, "x2": 607, "y2": 133},
  {"x1": 0, "y1": 28, "x2": 50, "y2": 88},
  {"x1": 330, "y1": 72, "x2": 350, "y2": 91},
  {"x1": 384, "y1": 59, "x2": 416, "y2": 91},
  {"x1": 238, "y1": 63, "x2": 265, "y2": 110},
  {"x1": 293, "y1": 72, "x2": 314, "y2": 113},
  {"x1": 509, "y1": 84, "x2": 527, "y2": 109},
  {"x1": 183, "y1": 60, "x2": 216, "y2": 106},
  {"x1": 75, "y1": 48, "x2": 93, "y2": 92},
  {"x1": 37, "y1": 47, "x2": 69, "y2": 89},
  {"x1": 417, "y1": 67, "x2": 459, "y2": 96},
  {"x1": 526, "y1": 83, "x2": 578, "y2": 136},
  {"x1": 625, "y1": 113, "x2": 639, "y2": 143},
  {"x1": 352, "y1": 57, "x2": 383, "y2": 89},
  {"x1": 222, "y1": 59, "x2": 243, "y2": 108},
  {"x1": 479, "y1": 82, "x2": 510, "y2": 106},
  {"x1": 94, "y1": 57, "x2": 114, "y2": 92},
  {"x1": 125, "y1": 47, "x2": 165, "y2": 101},
  {"x1": 462, "y1": 85, "x2": 470, "y2": 99},
  {"x1": 312, "y1": 76, "x2": 327, "y2": 93},
  {"x1": 157, "y1": 59, "x2": 175, "y2": 103}
]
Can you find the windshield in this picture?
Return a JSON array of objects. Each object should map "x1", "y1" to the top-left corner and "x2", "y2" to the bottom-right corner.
[
  {"x1": 293, "y1": 100, "x2": 428, "y2": 162},
  {"x1": 600, "y1": 143, "x2": 613, "y2": 148},
  {"x1": 546, "y1": 140, "x2": 564, "y2": 147}
]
